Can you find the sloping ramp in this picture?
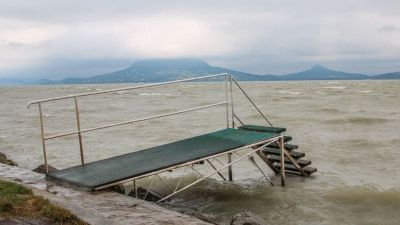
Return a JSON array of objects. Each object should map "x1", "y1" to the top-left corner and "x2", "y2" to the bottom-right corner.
[{"x1": 47, "y1": 128, "x2": 278, "y2": 190}]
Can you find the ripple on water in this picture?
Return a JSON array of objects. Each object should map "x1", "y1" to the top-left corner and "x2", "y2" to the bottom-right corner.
[
  {"x1": 317, "y1": 107, "x2": 341, "y2": 113},
  {"x1": 277, "y1": 90, "x2": 302, "y2": 95},
  {"x1": 325, "y1": 117, "x2": 389, "y2": 125},
  {"x1": 341, "y1": 138, "x2": 383, "y2": 148},
  {"x1": 323, "y1": 86, "x2": 347, "y2": 89},
  {"x1": 322, "y1": 187, "x2": 400, "y2": 225},
  {"x1": 324, "y1": 186, "x2": 400, "y2": 206}
]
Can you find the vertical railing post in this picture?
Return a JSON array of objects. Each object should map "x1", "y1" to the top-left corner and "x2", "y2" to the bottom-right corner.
[
  {"x1": 224, "y1": 74, "x2": 229, "y2": 128},
  {"x1": 229, "y1": 75, "x2": 235, "y2": 128},
  {"x1": 74, "y1": 96, "x2": 85, "y2": 165},
  {"x1": 280, "y1": 136, "x2": 286, "y2": 186},
  {"x1": 228, "y1": 74, "x2": 234, "y2": 181},
  {"x1": 228, "y1": 153, "x2": 233, "y2": 181},
  {"x1": 37, "y1": 102, "x2": 48, "y2": 173}
]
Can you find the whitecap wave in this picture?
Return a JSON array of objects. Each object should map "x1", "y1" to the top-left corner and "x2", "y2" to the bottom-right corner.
[
  {"x1": 324, "y1": 86, "x2": 347, "y2": 89},
  {"x1": 137, "y1": 92, "x2": 174, "y2": 96},
  {"x1": 278, "y1": 90, "x2": 302, "y2": 95}
]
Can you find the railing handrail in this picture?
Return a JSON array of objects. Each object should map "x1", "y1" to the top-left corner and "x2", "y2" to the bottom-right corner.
[
  {"x1": 27, "y1": 73, "x2": 228, "y2": 108},
  {"x1": 44, "y1": 101, "x2": 227, "y2": 140},
  {"x1": 28, "y1": 73, "x2": 274, "y2": 172}
]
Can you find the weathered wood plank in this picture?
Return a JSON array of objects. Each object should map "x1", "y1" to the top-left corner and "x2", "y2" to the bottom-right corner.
[
  {"x1": 263, "y1": 148, "x2": 305, "y2": 159},
  {"x1": 275, "y1": 164, "x2": 317, "y2": 176},
  {"x1": 238, "y1": 125, "x2": 286, "y2": 133},
  {"x1": 268, "y1": 143, "x2": 298, "y2": 151},
  {"x1": 268, "y1": 155, "x2": 311, "y2": 167},
  {"x1": 255, "y1": 150, "x2": 277, "y2": 173}
]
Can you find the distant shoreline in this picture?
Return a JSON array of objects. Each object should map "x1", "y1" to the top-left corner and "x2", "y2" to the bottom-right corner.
[
  {"x1": 1, "y1": 59, "x2": 399, "y2": 85},
  {"x1": 1, "y1": 78, "x2": 399, "y2": 87}
]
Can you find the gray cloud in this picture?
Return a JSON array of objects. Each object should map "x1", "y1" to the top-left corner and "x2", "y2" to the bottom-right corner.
[
  {"x1": 1, "y1": 0, "x2": 400, "y2": 78},
  {"x1": 379, "y1": 25, "x2": 397, "y2": 32}
]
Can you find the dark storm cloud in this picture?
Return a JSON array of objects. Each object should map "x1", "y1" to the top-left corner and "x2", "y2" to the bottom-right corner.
[{"x1": 1, "y1": 0, "x2": 399, "y2": 78}]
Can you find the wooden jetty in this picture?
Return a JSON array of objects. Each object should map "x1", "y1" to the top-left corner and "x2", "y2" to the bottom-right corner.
[{"x1": 28, "y1": 73, "x2": 316, "y2": 202}]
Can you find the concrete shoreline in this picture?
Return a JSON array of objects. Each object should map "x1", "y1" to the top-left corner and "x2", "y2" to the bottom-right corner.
[{"x1": 0, "y1": 163, "x2": 211, "y2": 225}]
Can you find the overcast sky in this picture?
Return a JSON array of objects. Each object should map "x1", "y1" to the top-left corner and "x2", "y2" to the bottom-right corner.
[{"x1": 1, "y1": 0, "x2": 399, "y2": 79}]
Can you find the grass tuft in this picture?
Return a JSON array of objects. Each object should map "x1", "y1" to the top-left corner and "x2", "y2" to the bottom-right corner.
[{"x1": 0, "y1": 180, "x2": 87, "y2": 225}]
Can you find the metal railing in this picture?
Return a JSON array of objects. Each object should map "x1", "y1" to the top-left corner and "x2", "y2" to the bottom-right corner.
[{"x1": 28, "y1": 73, "x2": 273, "y2": 172}]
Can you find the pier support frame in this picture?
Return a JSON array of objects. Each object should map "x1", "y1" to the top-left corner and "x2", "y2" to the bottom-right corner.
[{"x1": 95, "y1": 136, "x2": 281, "y2": 202}]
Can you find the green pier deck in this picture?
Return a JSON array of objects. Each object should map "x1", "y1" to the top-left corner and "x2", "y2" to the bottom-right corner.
[{"x1": 47, "y1": 128, "x2": 279, "y2": 191}]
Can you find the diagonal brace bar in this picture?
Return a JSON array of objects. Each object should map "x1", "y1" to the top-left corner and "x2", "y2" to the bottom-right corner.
[
  {"x1": 157, "y1": 137, "x2": 280, "y2": 202},
  {"x1": 248, "y1": 155, "x2": 274, "y2": 186},
  {"x1": 206, "y1": 159, "x2": 227, "y2": 181}
]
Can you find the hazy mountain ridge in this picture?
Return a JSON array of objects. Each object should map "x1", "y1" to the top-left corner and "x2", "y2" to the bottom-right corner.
[
  {"x1": 47, "y1": 59, "x2": 276, "y2": 84},
  {"x1": 280, "y1": 64, "x2": 369, "y2": 80},
  {"x1": 2, "y1": 58, "x2": 400, "y2": 84},
  {"x1": 370, "y1": 71, "x2": 400, "y2": 79}
]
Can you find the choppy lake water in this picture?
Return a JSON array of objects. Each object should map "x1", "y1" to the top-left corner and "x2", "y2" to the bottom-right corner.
[{"x1": 1, "y1": 80, "x2": 399, "y2": 225}]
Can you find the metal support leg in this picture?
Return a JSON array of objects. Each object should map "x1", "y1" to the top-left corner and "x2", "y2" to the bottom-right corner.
[
  {"x1": 38, "y1": 103, "x2": 48, "y2": 173},
  {"x1": 156, "y1": 175, "x2": 174, "y2": 193},
  {"x1": 173, "y1": 167, "x2": 187, "y2": 192},
  {"x1": 143, "y1": 175, "x2": 156, "y2": 200},
  {"x1": 233, "y1": 151, "x2": 274, "y2": 186},
  {"x1": 280, "y1": 136, "x2": 286, "y2": 186},
  {"x1": 248, "y1": 156, "x2": 274, "y2": 186},
  {"x1": 157, "y1": 140, "x2": 277, "y2": 202},
  {"x1": 133, "y1": 180, "x2": 137, "y2": 198},
  {"x1": 74, "y1": 96, "x2": 84, "y2": 165},
  {"x1": 206, "y1": 159, "x2": 227, "y2": 181},
  {"x1": 191, "y1": 165, "x2": 204, "y2": 176},
  {"x1": 228, "y1": 153, "x2": 233, "y2": 181},
  {"x1": 213, "y1": 157, "x2": 225, "y2": 166}
]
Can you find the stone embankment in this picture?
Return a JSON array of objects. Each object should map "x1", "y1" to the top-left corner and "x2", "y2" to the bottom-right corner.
[
  {"x1": 0, "y1": 153, "x2": 270, "y2": 225},
  {"x1": 0, "y1": 161, "x2": 210, "y2": 225}
]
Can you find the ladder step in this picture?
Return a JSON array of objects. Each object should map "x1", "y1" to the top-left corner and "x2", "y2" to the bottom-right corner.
[
  {"x1": 255, "y1": 136, "x2": 292, "y2": 151},
  {"x1": 268, "y1": 155, "x2": 311, "y2": 167},
  {"x1": 263, "y1": 148, "x2": 305, "y2": 159},
  {"x1": 275, "y1": 164, "x2": 317, "y2": 176},
  {"x1": 284, "y1": 136, "x2": 292, "y2": 143},
  {"x1": 268, "y1": 143, "x2": 298, "y2": 151},
  {"x1": 238, "y1": 125, "x2": 286, "y2": 134}
]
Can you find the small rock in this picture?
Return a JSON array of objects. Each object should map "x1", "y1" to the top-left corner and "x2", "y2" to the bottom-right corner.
[
  {"x1": 0, "y1": 152, "x2": 7, "y2": 161},
  {"x1": 231, "y1": 211, "x2": 270, "y2": 225},
  {"x1": 32, "y1": 164, "x2": 58, "y2": 174},
  {"x1": 0, "y1": 152, "x2": 18, "y2": 166}
]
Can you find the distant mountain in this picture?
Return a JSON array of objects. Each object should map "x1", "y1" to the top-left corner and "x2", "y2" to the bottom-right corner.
[
  {"x1": 279, "y1": 64, "x2": 369, "y2": 80},
  {"x1": 53, "y1": 58, "x2": 274, "y2": 84},
  {"x1": 371, "y1": 71, "x2": 400, "y2": 79},
  {"x1": 1, "y1": 58, "x2": 400, "y2": 85}
]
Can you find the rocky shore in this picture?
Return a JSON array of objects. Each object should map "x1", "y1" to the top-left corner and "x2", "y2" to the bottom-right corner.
[
  {"x1": 0, "y1": 153, "x2": 270, "y2": 225},
  {"x1": 0, "y1": 153, "x2": 210, "y2": 225}
]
